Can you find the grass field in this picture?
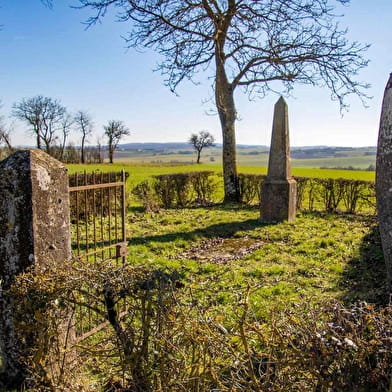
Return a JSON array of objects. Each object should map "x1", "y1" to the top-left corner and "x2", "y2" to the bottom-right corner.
[
  {"x1": 67, "y1": 161, "x2": 375, "y2": 188},
  {"x1": 58, "y1": 159, "x2": 389, "y2": 390},
  {"x1": 67, "y1": 159, "x2": 382, "y2": 306},
  {"x1": 66, "y1": 160, "x2": 383, "y2": 310},
  {"x1": 113, "y1": 145, "x2": 376, "y2": 169},
  {"x1": 126, "y1": 205, "x2": 386, "y2": 309}
]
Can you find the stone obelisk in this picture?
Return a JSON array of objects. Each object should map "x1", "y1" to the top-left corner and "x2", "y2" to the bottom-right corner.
[
  {"x1": 376, "y1": 73, "x2": 392, "y2": 294},
  {"x1": 260, "y1": 97, "x2": 296, "y2": 222}
]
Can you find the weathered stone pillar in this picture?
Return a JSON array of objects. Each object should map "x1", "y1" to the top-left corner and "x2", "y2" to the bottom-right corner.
[
  {"x1": 376, "y1": 74, "x2": 392, "y2": 294},
  {"x1": 261, "y1": 97, "x2": 297, "y2": 222},
  {"x1": 0, "y1": 149, "x2": 71, "y2": 388}
]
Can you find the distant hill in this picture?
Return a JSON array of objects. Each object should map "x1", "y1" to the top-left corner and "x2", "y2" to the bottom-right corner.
[
  {"x1": 114, "y1": 143, "x2": 376, "y2": 170},
  {"x1": 120, "y1": 142, "x2": 194, "y2": 151},
  {"x1": 119, "y1": 142, "x2": 375, "y2": 154},
  {"x1": 119, "y1": 142, "x2": 269, "y2": 150}
]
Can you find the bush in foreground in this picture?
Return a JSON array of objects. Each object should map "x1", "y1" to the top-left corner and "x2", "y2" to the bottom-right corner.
[{"x1": 10, "y1": 261, "x2": 392, "y2": 392}]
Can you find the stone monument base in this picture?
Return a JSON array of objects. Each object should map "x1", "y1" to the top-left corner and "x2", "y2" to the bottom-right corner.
[{"x1": 260, "y1": 178, "x2": 297, "y2": 222}]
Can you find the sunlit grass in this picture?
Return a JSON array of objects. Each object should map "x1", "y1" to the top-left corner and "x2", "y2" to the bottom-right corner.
[
  {"x1": 124, "y1": 205, "x2": 386, "y2": 312},
  {"x1": 67, "y1": 162, "x2": 375, "y2": 184}
]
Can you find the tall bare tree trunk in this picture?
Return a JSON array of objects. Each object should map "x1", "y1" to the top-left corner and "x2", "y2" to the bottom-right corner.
[
  {"x1": 215, "y1": 52, "x2": 239, "y2": 202},
  {"x1": 81, "y1": 134, "x2": 86, "y2": 164},
  {"x1": 36, "y1": 134, "x2": 41, "y2": 150}
]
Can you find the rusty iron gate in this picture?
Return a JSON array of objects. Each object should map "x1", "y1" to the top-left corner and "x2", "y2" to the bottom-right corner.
[{"x1": 68, "y1": 170, "x2": 128, "y2": 340}]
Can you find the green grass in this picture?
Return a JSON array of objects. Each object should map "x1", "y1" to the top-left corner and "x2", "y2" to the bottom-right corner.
[
  {"x1": 113, "y1": 146, "x2": 376, "y2": 169},
  {"x1": 67, "y1": 161, "x2": 375, "y2": 186},
  {"x1": 125, "y1": 205, "x2": 387, "y2": 311},
  {"x1": 67, "y1": 161, "x2": 383, "y2": 311},
  {"x1": 67, "y1": 162, "x2": 375, "y2": 212},
  {"x1": 65, "y1": 164, "x2": 387, "y2": 389},
  {"x1": 67, "y1": 160, "x2": 380, "y2": 308}
]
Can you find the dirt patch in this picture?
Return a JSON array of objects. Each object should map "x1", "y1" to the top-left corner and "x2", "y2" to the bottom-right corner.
[{"x1": 179, "y1": 237, "x2": 264, "y2": 264}]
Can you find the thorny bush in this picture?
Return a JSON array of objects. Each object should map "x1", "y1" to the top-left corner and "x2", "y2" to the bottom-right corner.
[{"x1": 9, "y1": 261, "x2": 392, "y2": 392}]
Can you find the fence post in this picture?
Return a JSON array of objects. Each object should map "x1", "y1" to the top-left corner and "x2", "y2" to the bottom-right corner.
[{"x1": 0, "y1": 149, "x2": 71, "y2": 388}]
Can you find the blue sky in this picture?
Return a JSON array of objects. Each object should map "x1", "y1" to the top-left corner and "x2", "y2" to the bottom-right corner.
[{"x1": 0, "y1": 0, "x2": 391, "y2": 147}]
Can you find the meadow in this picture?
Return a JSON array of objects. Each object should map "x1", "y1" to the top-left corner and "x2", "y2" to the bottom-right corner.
[
  {"x1": 55, "y1": 159, "x2": 390, "y2": 391},
  {"x1": 67, "y1": 161, "x2": 375, "y2": 196},
  {"x1": 66, "y1": 159, "x2": 381, "y2": 307},
  {"x1": 66, "y1": 160, "x2": 383, "y2": 310},
  {"x1": 88, "y1": 158, "x2": 382, "y2": 306},
  {"x1": 113, "y1": 145, "x2": 376, "y2": 169}
]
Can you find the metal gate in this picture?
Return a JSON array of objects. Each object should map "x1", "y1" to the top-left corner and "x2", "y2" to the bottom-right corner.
[
  {"x1": 68, "y1": 170, "x2": 128, "y2": 340},
  {"x1": 69, "y1": 170, "x2": 128, "y2": 264}
]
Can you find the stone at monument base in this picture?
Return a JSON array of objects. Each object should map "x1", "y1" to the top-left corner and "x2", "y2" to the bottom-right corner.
[{"x1": 261, "y1": 178, "x2": 297, "y2": 222}]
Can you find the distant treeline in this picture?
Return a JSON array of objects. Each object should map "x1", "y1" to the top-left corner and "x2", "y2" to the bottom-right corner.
[{"x1": 320, "y1": 164, "x2": 375, "y2": 172}]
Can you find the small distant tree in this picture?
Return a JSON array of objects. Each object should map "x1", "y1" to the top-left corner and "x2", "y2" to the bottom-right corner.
[
  {"x1": 12, "y1": 95, "x2": 66, "y2": 154},
  {"x1": 0, "y1": 102, "x2": 14, "y2": 160},
  {"x1": 189, "y1": 131, "x2": 215, "y2": 164},
  {"x1": 74, "y1": 110, "x2": 93, "y2": 164},
  {"x1": 0, "y1": 125, "x2": 14, "y2": 160},
  {"x1": 59, "y1": 113, "x2": 74, "y2": 161},
  {"x1": 96, "y1": 136, "x2": 104, "y2": 163},
  {"x1": 104, "y1": 120, "x2": 130, "y2": 163}
]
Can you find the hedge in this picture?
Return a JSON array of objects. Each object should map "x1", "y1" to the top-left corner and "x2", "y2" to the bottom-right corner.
[{"x1": 132, "y1": 172, "x2": 376, "y2": 214}]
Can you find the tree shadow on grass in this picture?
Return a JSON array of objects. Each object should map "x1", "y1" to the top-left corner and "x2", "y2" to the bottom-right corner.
[
  {"x1": 129, "y1": 218, "x2": 271, "y2": 246},
  {"x1": 340, "y1": 223, "x2": 389, "y2": 305}
]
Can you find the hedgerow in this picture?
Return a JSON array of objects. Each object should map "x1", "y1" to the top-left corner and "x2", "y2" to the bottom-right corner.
[
  {"x1": 237, "y1": 174, "x2": 375, "y2": 213},
  {"x1": 133, "y1": 172, "x2": 375, "y2": 214}
]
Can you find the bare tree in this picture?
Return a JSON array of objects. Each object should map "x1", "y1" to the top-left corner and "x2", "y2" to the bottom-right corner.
[
  {"x1": 59, "y1": 113, "x2": 74, "y2": 161},
  {"x1": 96, "y1": 136, "x2": 104, "y2": 163},
  {"x1": 0, "y1": 102, "x2": 14, "y2": 159},
  {"x1": 104, "y1": 120, "x2": 130, "y2": 164},
  {"x1": 0, "y1": 127, "x2": 13, "y2": 152},
  {"x1": 78, "y1": 0, "x2": 369, "y2": 202},
  {"x1": 12, "y1": 95, "x2": 66, "y2": 154},
  {"x1": 189, "y1": 131, "x2": 215, "y2": 164},
  {"x1": 74, "y1": 110, "x2": 93, "y2": 164},
  {"x1": 0, "y1": 124, "x2": 14, "y2": 160}
]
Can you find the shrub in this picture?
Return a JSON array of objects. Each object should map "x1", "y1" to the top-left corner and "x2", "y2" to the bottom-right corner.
[
  {"x1": 153, "y1": 173, "x2": 193, "y2": 208},
  {"x1": 270, "y1": 302, "x2": 392, "y2": 391},
  {"x1": 295, "y1": 177, "x2": 310, "y2": 210},
  {"x1": 238, "y1": 174, "x2": 264, "y2": 205},
  {"x1": 10, "y1": 263, "x2": 392, "y2": 391},
  {"x1": 132, "y1": 180, "x2": 159, "y2": 212},
  {"x1": 189, "y1": 171, "x2": 217, "y2": 205},
  {"x1": 341, "y1": 180, "x2": 372, "y2": 214},
  {"x1": 153, "y1": 174, "x2": 176, "y2": 208},
  {"x1": 152, "y1": 172, "x2": 218, "y2": 208},
  {"x1": 317, "y1": 178, "x2": 346, "y2": 213},
  {"x1": 172, "y1": 173, "x2": 193, "y2": 207},
  {"x1": 254, "y1": 175, "x2": 375, "y2": 214}
]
